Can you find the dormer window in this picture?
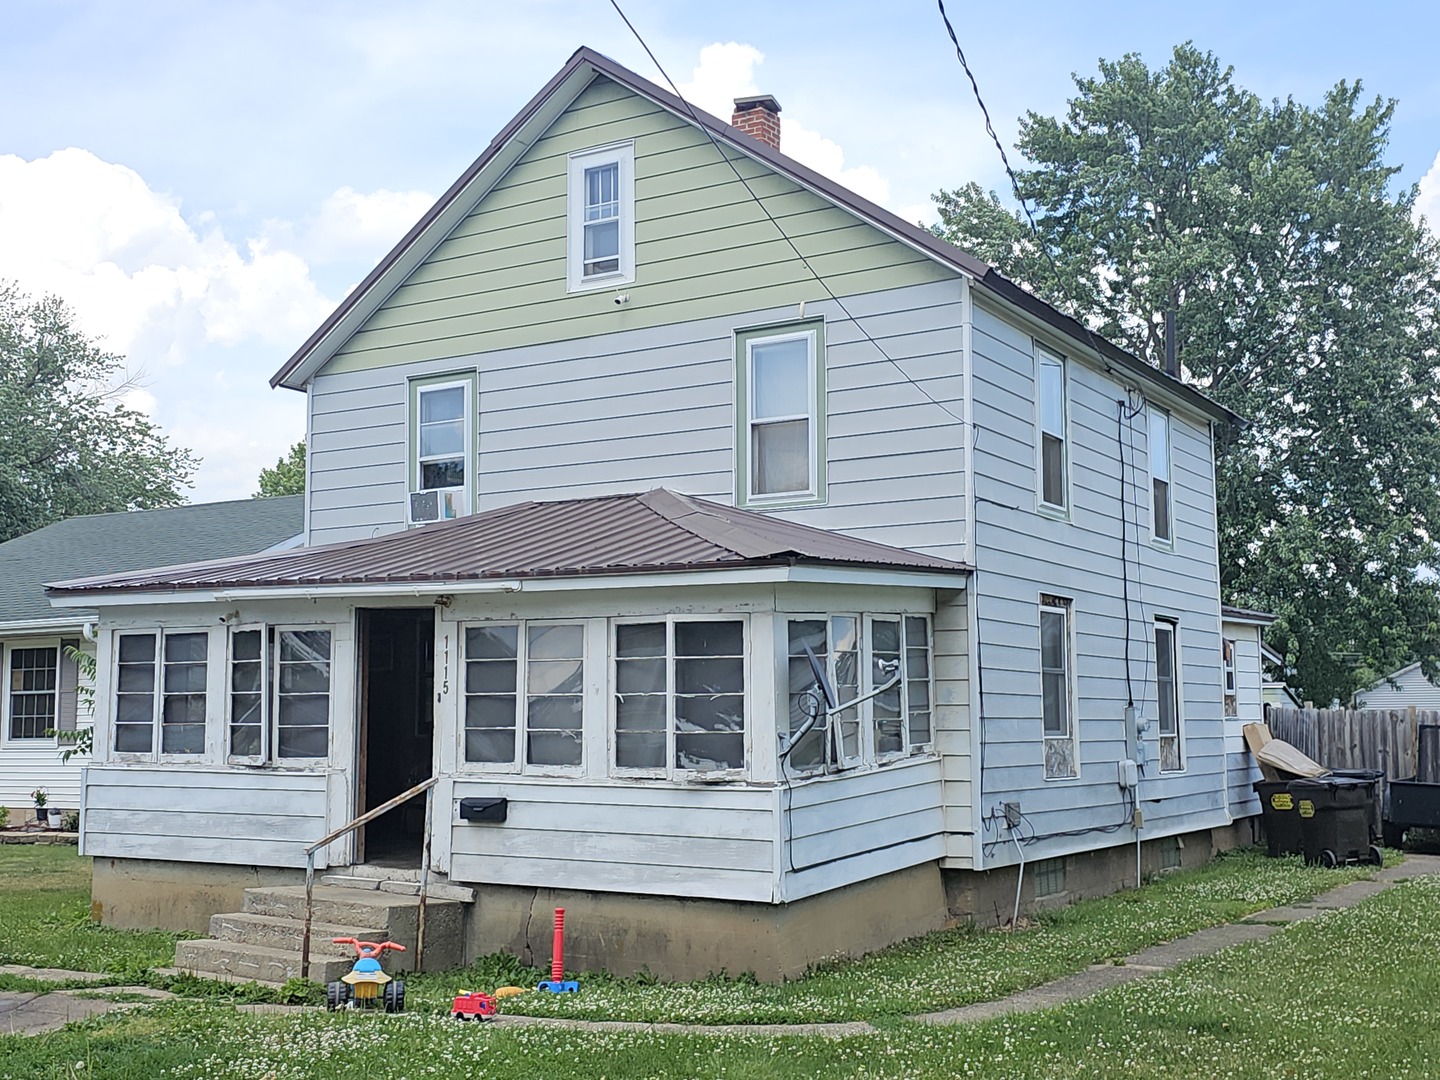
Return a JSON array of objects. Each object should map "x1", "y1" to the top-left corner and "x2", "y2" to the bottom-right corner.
[{"x1": 567, "y1": 143, "x2": 635, "y2": 292}]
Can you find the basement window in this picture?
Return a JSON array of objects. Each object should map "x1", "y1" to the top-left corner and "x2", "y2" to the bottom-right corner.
[{"x1": 1033, "y1": 858, "x2": 1066, "y2": 898}]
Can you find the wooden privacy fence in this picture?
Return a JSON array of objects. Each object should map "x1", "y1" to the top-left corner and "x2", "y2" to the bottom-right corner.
[{"x1": 1265, "y1": 706, "x2": 1440, "y2": 784}]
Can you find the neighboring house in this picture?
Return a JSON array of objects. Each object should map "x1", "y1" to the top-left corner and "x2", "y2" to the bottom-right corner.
[
  {"x1": 0, "y1": 497, "x2": 303, "y2": 814},
  {"x1": 1220, "y1": 605, "x2": 1275, "y2": 821},
  {"x1": 1261, "y1": 642, "x2": 1303, "y2": 710},
  {"x1": 1355, "y1": 662, "x2": 1440, "y2": 710},
  {"x1": 48, "y1": 48, "x2": 1250, "y2": 979}
]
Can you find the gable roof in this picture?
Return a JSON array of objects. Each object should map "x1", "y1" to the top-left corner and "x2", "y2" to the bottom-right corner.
[
  {"x1": 0, "y1": 497, "x2": 303, "y2": 627},
  {"x1": 46, "y1": 489, "x2": 968, "y2": 598},
  {"x1": 269, "y1": 46, "x2": 1241, "y2": 429}
]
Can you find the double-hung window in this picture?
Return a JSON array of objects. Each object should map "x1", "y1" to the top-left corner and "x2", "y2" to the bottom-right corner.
[
  {"x1": 1037, "y1": 346, "x2": 1068, "y2": 511},
  {"x1": 226, "y1": 627, "x2": 332, "y2": 763},
  {"x1": 781, "y1": 613, "x2": 931, "y2": 772},
  {"x1": 566, "y1": 143, "x2": 635, "y2": 291},
  {"x1": 1155, "y1": 619, "x2": 1183, "y2": 771},
  {"x1": 1149, "y1": 407, "x2": 1172, "y2": 543},
  {"x1": 114, "y1": 630, "x2": 208, "y2": 757},
  {"x1": 737, "y1": 321, "x2": 824, "y2": 506},
  {"x1": 409, "y1": 374, "x2": 475, "y2": 523},
  {"x1": 614, "y1": 618, "x2": 745, "y2": 777},
  {"x1": 1222, "y1": 638, "x2": 1237, "y2": 718},
  {"x1": 6, "y1": 644, "x2": 79, "y2": 741},
  {"x1": 1039, "y1": 598, "x2": 1077, "y2": 779},
  {"x1": 463, "y1": 622, "x2": 585, "y2": 771}
]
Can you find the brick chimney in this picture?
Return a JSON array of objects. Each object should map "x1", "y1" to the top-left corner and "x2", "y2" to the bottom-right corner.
[{"x1": 731, "y1": 95, "x2": 782, "y2": 151}]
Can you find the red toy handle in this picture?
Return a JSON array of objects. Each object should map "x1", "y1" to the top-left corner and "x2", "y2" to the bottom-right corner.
[{"x1": 331, "y1": 937, "x2": 407, "y2": 959}]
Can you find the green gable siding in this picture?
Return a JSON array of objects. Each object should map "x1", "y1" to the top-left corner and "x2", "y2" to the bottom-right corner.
[{"x1": 322, "y1": 75, "x2": 951, "y2": 376}]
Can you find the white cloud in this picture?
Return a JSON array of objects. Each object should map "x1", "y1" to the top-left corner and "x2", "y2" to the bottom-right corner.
[
  {"x1": 1416, "y1": 150, "x2": 1440, "y2": 235},
  {"x1": 675, "y1": 41, "x2": 905, "y2": 215},
  {"x1": 271, "y1": 185, "x2": 435, "y2": 267}
]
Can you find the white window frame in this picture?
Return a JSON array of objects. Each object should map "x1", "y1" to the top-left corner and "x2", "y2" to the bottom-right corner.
[
  {"x1": 459, "y1": 620, "x2": 587, "y2": 776},
  {"x1": 1039, "y1": 598, "x2": 1079, "y2": 781},
  {"x1": 737, "y1": 323, "x2": 824, "y2": 507},
  {"x1": 1155, "y1": 618, "x2": 1184, "y2": 772},
  {"x1": 409, "y1": 374, "x2": 475, "y2": 520},
  {"x1": 223, "y1": 625, "x2": 333, "y2": 767},
  {"x1": 1222, "y1": 637, "x2": 1238, "y2": 718},
  {"x1": 611, "y1": 615, "x2": 748, "y2": 781},
  {"x1": 781, "y1": 612, "x2": 933, "y2": 774},
  {"x1": 111, "y1": 628, "x2": 212, "y2": 762},
  {"x1": 1035, "y1": 345, "x2": 1069, "y2": 515},
  {"x1": 566, "y1": 142, "x2": 635, "y2": 292},
  {"x1": 1148, "y1": 406, "x2": 1173, "y2": 544},
  {"x1": 2, "y1": 640, "x2": 61, "y2": 744}
]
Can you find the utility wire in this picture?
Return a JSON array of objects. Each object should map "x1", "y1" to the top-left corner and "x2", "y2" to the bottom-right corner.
[{"x1": 607, "y1": 0, "x2": 965, "y2": 428}]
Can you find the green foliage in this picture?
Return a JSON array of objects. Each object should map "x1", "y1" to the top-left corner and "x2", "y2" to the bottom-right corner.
[
  {"x1": 0, "y1": 805, "x2": 8, "y2": 829},
  {"x1": 60, "y1": 811, "x2": 79, "y2": 832},
  {"x1": 47, "y1": 644, "x2": 96, "y2": 763},
  {"x1": 0, "y1": 282, "x2": 197, "y2": 543},
  {"x1": 255, "y1": 440, "x2": 305, "y2": 498},
  {"x1": 933, "y1": 44, "x2": 1440, "y2": 704}
]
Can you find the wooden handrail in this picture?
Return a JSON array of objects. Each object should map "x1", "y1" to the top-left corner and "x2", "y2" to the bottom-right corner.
[
  {"x1": 305, "y1": 776, "x2": 438, "y2": 855},
  {"x1": 301, "y1": 776, "x2": 440, "y2": 980}
]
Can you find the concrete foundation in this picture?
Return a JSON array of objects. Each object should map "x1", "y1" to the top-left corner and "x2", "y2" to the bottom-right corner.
[
  {"x1": 91, "y1": 858, "x2": 301, "y2": 933},
  {"x1": 464, "y1": 861, "x2": 949, "y2": 982}
]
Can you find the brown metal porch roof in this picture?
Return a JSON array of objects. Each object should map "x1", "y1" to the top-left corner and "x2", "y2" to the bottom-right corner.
[{"x1": 45, "y1": 490, "x2": 970, "y2": 596}]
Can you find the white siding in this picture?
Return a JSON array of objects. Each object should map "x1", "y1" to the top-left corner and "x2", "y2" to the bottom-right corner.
[
  {"x1": 1223, "y1": 621, "x2": 1265, "y2": 818},
  {"x1": 0, "y1": 636, "x2": 94, "y2": 812},
  {"x1": 968, "y1": 299, "x2": 1229, "y2": 866},
  {"x1": 306, "y1": 279, "x2": 967, "y2": 560},
  {"x1": 1356, "y1": 664, "x2": 1440, "y2": 710}
]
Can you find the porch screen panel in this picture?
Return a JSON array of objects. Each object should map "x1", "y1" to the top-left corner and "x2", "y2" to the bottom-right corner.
[
  {"x1": 831, "y1": 616, "x2": 861, "y2": 762},
  {"x1": 615, "y1": 622, "x2": 666, "y2": 769},
  {"x1": 276, "y1": 630, "x2": 331, "y2": 758},
  {"x1": 785, "y1": 619, "x2": 828, "y2": 771},
  {"x1": 525, "y1": 623, "x2": 582, "y2": 767},
  {"x1": 114, "y1": 634, "x2": 156, "y2": 753},
  {"x1": 229, "y1": 630, "x2": 264, "y2": 758},
  {"x1": 674, "y1": 621, "x2": 744, "y2": 771},
  {"x1": 904, "y1": 616, "x2": 932, "y2": 747},
  {"x1": 9, "y1": 646, "x2": 57, "y2": 739},
  {"x1": 871, "y1": 618, "x2": 903, "y2": 755},
  {"x1": 161, "y1": 632, "x2": 207, "y2": 754},
  {"x1": 464, "y1": 624, "x2": 517, "y2": 764}
]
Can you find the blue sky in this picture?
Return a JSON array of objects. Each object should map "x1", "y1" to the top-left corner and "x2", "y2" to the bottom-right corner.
[{"x1": 3, "y1": 0, "x2": 1438, "y2": 501}]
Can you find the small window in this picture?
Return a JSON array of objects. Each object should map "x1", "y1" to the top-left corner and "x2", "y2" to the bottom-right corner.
[
  {"x1": 114, "y1": 631, "x2": 210, "y2": 758},
  {"x1": 408, "y1": 374, "x2": 475, "y2": 522},
  {"x1": 1155, "y1": 619, "x2": 1182, "y2": 771},
  {"x1": 1040, "y1": 598, "x2": 1077, "y2": 779},
  {"x1": 1033, "y1": 857, "x2": 1066, "y2": 898},
  {"x1": 224, "y1": 626, "x2": 332, "y2": 763},
  {"x1": 1222, "y1": 638, "x2": 1237, "y2": 718},
  {"x1": 1037, "y1": 347, "x2": 1067, "y2": 511},
  {"x1": 566, "y1": 143, "x2": 635, "y2": 291},
  {"x1": 737, "y1": 322, "x2": 824, "y2": 506},
  {"x1": 463, "y1": 622, "x2": 585, "y2": 771},
  {"x1": 613, "y1": 618, "x2": 745, "y2": 777},
  {"x1": 1159, "y1": 834, "x2": 1183, "y2": 871},
  {"x1": 1149, "y1": 407, "x2": 1172, "y2": 542},
  {"x1": 8, "y1": 646, "x2": 58, "y2": 740}
]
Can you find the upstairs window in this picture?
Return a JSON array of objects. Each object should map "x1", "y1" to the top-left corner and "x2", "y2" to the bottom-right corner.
[
  {"x1": 736, "y1": 321, "x2": 825, "y2": 506},
  {"x1": 408, "y1": 373, "x2": 475, "y2": 523},
  {"x1": 1036, "y1": 346, "x2": 1068, "y2": 511},
  {"x1": 1149, "y1": 407, "x2": 1172, "y2": 543},
  {"x1": 566, "y1": 143, "x2": 635, "y2": 291}
]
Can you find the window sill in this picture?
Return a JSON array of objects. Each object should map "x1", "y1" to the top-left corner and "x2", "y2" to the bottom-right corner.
[
  {"x1": 738, "y1": 492, "x2": 827, "y2": 512},
  {"x1": 1036, "y1": 502, "x2": 1070, "y2": 522},
  {"x1": 567, "y1": 270, "x2": 634, "y2": 294}
]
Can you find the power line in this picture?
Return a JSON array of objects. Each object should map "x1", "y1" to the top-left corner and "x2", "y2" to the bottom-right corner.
[{"x1": 606, "y1": 0, "x2": 965, "y2": 428}]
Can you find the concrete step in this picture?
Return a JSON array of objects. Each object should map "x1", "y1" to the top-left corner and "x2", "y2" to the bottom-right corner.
[
  {"x1": 338, "y1": 864, "x2": 423, "y2": 883},
  {"x1": 174, "y1": 939, "x2": 352, "y2": 985},
  {"x1": 377, "y1": 880, "x2": 476, "y2": 903},
  {"x1": 208, "y1": 913, "x2": 397, "y2": 965},
  {"x1": 320, "y1": 875, "x2": 380, "y2": 890}
]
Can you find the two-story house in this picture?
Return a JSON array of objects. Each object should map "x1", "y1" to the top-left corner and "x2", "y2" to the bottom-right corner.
[{"x1": 48, "y1": 47, "x2": 1248, "y2": 981}]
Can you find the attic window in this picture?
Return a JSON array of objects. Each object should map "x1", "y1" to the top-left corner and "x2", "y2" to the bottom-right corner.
[{"x1": 567, "y1": 142, "x2": 635, "y2": 292}]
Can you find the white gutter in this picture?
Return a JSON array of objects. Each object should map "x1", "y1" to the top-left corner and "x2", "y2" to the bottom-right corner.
[{"x1": 0, "y1": 616, "x2": 91, "y2": 634}]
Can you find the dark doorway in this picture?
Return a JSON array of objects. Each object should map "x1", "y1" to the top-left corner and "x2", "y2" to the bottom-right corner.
[{"x1": 357, "y1": 608, "x2": 435, "y2": 867}]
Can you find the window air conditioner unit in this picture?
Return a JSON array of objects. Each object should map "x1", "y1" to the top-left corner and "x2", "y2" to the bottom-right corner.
[{"x1": 408, "y1": 488, "x2": 468, "y2": 525}]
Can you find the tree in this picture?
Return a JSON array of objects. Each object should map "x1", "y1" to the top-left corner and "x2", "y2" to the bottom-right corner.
[
  {"x1": 256, "y1": 440, "x2": 305, "y2": 497},
  {"x1": 934, "y1": 44, "x2": 1440, "y2": 705},
  {"x1": 0, "y1": 283, "x2": 197, "y2": 542}
]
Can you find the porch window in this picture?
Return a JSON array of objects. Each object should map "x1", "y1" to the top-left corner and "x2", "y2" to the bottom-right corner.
[
  {"x1": 1155, "y1": 618, "x2": 1183, "y2": 771},
  {"x1": 114, "y1": 630, "x2": 208, "y2": 757},
  {"x1": 781, "y1": 613, "x2": 931, "y2": 772},
  {"x1": 736, "y1": 321, "x2": 825, "y2": 507},
  {"x1": 614, "y1": 618, "x2": 745, "y2": 776},
  {"x1": 1040, "y1": 597, "x2": 1077, "y2": 779},
  {"x1": 7, "y1": 646, "x2": 57, "y2": 740},
  {"x1": 225, "y1": 627, "x2": 332, "y2": 763},
  {"x1": 462, "y1": 622, "x2": 584, "y2": 770}
]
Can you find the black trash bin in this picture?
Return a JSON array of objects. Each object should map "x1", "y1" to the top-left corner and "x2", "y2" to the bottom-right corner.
[
  {"x1": 1254, "y1": 779, "x2": 1304, "y2": 857},
  {"x1": 1289, "y1": 776, "x2": 1383, "y2": 868},
  {"x1": 1328, "y1": 768, "x2": 1383, "y2": 842}
]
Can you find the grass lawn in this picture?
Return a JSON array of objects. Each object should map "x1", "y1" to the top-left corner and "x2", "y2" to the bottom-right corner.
[{"x1": 3, "y1": 871, "x2": 1437, "y2": 1079}]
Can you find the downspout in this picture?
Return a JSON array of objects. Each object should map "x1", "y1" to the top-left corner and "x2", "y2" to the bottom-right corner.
[{"x1": 960, "y1": 275, "x2": 986, "y2": 872}]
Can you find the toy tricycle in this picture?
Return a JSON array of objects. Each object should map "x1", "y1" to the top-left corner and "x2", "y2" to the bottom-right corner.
[
  {"x1": 326, "y1": 938, "x2": 407, "y2": 1012},
  {"x1": 450, "y1": 990, "x2": 498, "y2": 1021}
]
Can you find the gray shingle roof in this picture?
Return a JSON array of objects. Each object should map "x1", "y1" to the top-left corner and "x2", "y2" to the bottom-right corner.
[
  {"x1": 47, "y1": 490, "x2": 968, "y2": 596},
  {"x1": 3, "y1": 497, "x2": 302, "y2": 623}
]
